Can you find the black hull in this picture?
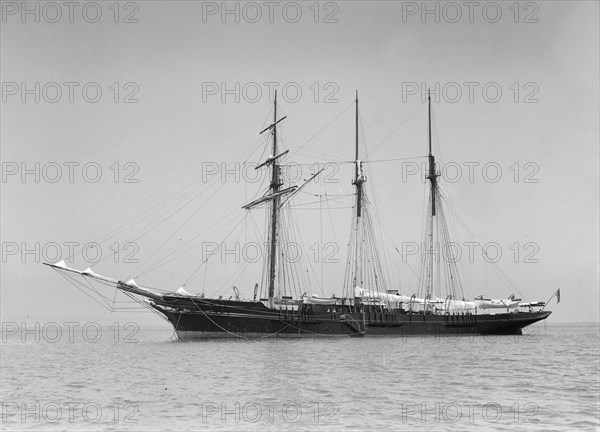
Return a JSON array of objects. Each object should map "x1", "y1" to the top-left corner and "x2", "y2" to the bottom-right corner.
[{"x1": 150, "y1": 297, "x2": 551, "y2": 340}]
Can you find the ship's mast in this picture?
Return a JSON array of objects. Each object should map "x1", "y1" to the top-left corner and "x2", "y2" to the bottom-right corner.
[
  {"x1": 268, "y1": 91, "x2": 280, "y2": 308},
  {"x1": 351, "y1": 91, "x2": 366, "y2": 290},
  {"x1": 425, "y1": 89, "x2": 439, "y2": 299},
  {"x1": 242, "y1": 92, "x2": 295, "y2": 307},
  {"x1": 343, "y1": 91, "x2": 389, "y2": 302},
  {"x1": 427, "y1": 89, "x2": 437, "y2": 216},
  {"x1": 352, "y1": 91, "x2": 365, "y2": 217}
]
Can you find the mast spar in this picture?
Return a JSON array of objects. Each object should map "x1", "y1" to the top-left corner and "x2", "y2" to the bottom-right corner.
[
  {"x1": 347, "y1": 91, "x2": 368, "y2": 296},
  {"x1": 427, "y1": 89, "x2": 437, "y2": 217},
  {"x1": 241, "y1": 92, "x2": 296, "y2": 307},
  {"x1": 268, "y1": 90, "x2": 280, "y2": 308},
  {"x1": 352, "y1": 91, "x2": 365, "y2": 217},
  {"x1": 425, "y1": 89, "x2": 439, "y2": 299}
]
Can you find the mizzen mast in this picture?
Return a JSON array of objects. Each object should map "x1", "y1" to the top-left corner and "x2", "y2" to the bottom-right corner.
[
  {"x1": 424, "y1": 89, "x2": 440, "y2": 299},
  {"x1": 426, "y1": 89, "x2": 438, "y2": 217}
]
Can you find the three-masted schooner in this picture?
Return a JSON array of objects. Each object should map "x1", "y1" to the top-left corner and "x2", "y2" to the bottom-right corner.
[{"x1": 46, "y1": 91, "x2": 552, "y2": 339}]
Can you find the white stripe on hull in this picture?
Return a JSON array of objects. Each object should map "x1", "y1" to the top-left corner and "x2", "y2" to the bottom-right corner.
[{"x1": 175, "y1": 330, "x2": 346, "y2": 340}]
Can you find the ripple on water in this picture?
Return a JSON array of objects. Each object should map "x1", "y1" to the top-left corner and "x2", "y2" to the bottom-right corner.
[{"x1": 1, "y1": 324, "x2": 598, "y2": 431}]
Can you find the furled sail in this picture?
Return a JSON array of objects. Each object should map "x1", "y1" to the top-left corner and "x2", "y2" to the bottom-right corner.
[
  {"x1": 176, "y1": 287, "x2": 191, "y2": 296},
  {"x1": 44, "y1": 261, "x2": 118, "y2": 284},
  {"x1": 445, "y1": 299, "x2": 476, "y2": 313},
  {"x1": 474, "y1": 297, "x2": 520, "y2": 310},
  {"x1": 354, "y1": 286, "x2": 412, "y2": 304},
  {"x1": 302, "y1": 294, "x2": 337, "y2": 305}
]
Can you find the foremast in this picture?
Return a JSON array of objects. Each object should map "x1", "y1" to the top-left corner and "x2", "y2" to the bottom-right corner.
[
  {"x1": 267, "y1": 92, "x2": 281, "y2": 309},
  {"x1": 243, "y1": 91, "x2": 296, "y2": 308},
  {"x1": 258, "y1": 91, "x2": 285, "y2": 309}
]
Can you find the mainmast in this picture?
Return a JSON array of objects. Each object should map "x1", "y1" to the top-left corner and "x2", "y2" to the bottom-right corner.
[
  {"x1": 350, "y1": 91, "x2": 366, "y2": 292},
  {"x1": 352, "y1": 91, "x2": 365, "y2": 217},
  {"x1": 343, "y1": 91, "x2": 388, "y2": 302}
]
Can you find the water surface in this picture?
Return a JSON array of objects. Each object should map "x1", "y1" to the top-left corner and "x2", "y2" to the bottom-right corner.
[{"x1": 1, "y1": 322, "x2": 598, "y2": 431}]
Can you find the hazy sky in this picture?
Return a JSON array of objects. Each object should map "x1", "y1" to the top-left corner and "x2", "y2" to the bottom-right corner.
[{"x1": 1, "y1": 1, "x2": 598, "y2": 325}]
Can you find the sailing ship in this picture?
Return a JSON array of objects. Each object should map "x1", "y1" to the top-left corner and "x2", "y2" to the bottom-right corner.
[{"x1": 46, "y1": 90, "x2": 553, "y2": 339}]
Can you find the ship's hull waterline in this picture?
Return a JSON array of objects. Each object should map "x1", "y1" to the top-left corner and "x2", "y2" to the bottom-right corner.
[{"x1": 151, "y1": 298, "x2": 551, "y2": 340}]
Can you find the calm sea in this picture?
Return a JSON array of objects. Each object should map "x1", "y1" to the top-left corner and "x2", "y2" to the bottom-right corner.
[{"x1": 1, "y1": 322, "x2": 598, "y2": 431}]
